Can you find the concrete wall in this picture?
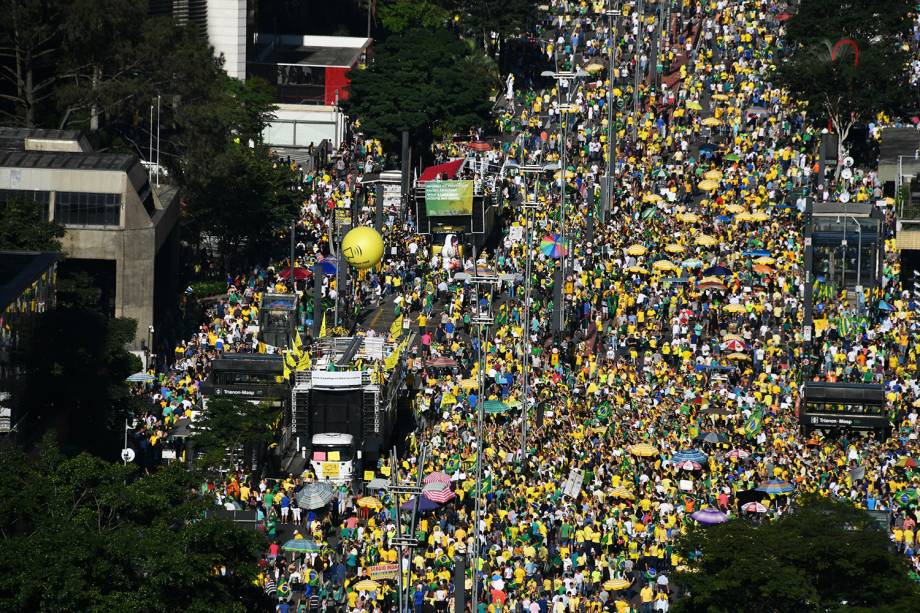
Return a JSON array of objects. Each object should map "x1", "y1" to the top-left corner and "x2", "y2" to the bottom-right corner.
[
  {"x1": 0, "y1": 165, "x2": 179, "y2": 348},
  {"x1": 207, "y1": 0, "x2": 247, "y2": 80}
]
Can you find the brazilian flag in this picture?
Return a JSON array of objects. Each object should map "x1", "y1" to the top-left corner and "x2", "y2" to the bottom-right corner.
[{"x1": 744, "y1": 408, "x2": 764, "y2": 438}]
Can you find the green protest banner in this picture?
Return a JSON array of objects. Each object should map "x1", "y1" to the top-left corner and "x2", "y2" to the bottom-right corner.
[{"x1": 425, "y1": 180, "x2": 474, "y2": 216}]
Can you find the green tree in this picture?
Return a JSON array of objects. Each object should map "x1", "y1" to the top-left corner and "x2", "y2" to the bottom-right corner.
[
  {"x1": 193, "y1": 398, "x2": 281, "y2": 470},
  {"x1": 439, "y1": 0, "x2": 537, "y2": 54},
  {"x1": 183, "y1": 144, "x2": 301, "y2": 273},
  {"x1": 776, "y1": 0, "x2": 913, "y2": 178},
  {"x1": 0, "y1": 199, "x2": 64, "y2": 251},
  {"x1": 342, "y1": 27, "x2": 494, "y2": 153},
  {"x1": 674, "y1": 496, "x2": 920, "y2": 612},
  {"x1": 0, "y1": 444, "x2": 267, "y2": 612},
  {"x1": 13, "y1": 299, "x2": 142, "y2": 458},
  {"x1": 376, "y1": 0, "x2": 449, "y2": 32}
]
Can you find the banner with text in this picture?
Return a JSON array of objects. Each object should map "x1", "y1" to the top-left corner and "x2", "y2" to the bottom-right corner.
[{"x1": 425, "y1": 180, "x2": 474, "y2": 217}]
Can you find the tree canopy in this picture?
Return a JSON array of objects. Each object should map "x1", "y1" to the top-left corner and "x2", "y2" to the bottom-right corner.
[
  {"x1": 0, "y1": 198, "x2": 64, "y2": 251},
  {"x1": 342, "y1": 27, "x2": 495, "y2": 152},
  {"x1": 674, "y1": 496, "x2": 920, "y2": 612},
  {"x1": 776, "y1": 0, "x2": 914, "y2": 172},
  {"x1": 193, "y1": 398, "x2": 281, "y2": 470},
  {"x1": 0, "y1": 445, "x2": 267, "y2": 612}
]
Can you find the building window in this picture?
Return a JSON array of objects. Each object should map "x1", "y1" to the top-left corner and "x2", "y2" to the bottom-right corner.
[
  {"x1": 0, "y1": 189, "x2": 51, "y2": 220},
  {"x1": 54, "y1": 192, "x2": 121, "y2": 226}
]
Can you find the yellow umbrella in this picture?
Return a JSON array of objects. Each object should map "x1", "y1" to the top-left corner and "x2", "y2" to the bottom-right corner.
[
  {"x1": 357, "y1": 496, "x2": 383, "y2": 510},
  {"x1": 673, "y1": 108, "x2": 686, "y2": 118},
  {"x1": 695, "y1": 234, "x2": 717, "y2": 247},
  {"x1": 626, "y1": 265, "x2": 649, "y2": 275},
  {"x1": 611, "y1": 488, "x2": 635, "y2": 500},
  {"x1": 699, "y1": 276, "x2": 724, "y2": 285},
  {"x1": 604, "y1": 578, "x2": 632, "y2": 591},
  {"x1": 703, "y1": 169, "x2": 723, "y2": 180},
  {"x1": 353, "y1": 579, "x2": 381, "y2": 591},
  {"x1": 554, "y1": 170, "x2": 576, "y2": 180},
  {"x1": 686, "y1": 100, "x2": 703, "y2": 111},
  {"x1": 698, "y1": 179, "x2": 720, "y2": 191},
  {"x1": 585, "y1": 62, "x2": 605, "y2": 74},
  {"x1": 754, "y1": 256, "x2": 775, "y2": 265},
  {"x1": 734, "y1": 212, "x2": 753, "y2": 222},
  {"x1": 725, "y1": 204, "x2": 745, "y2": 214},
  {"x1": 629, "y1": 443, "x2": 659, "y2": 457},
  {"x1": 712, "y1": 93, "x2": 730, "y2": 101},
  {"x1": 652, "y1": 260, "x2": 679, "y2": 272},
  {"x1": 702, "y1": 117, "x2": 722, "y2": 127},
  {"x1": 665, "y1": 243, "x2": 686, "y2": 254},
  {"x1": 727, "y1": 352, "x2": 751, "y2": 361},
  {"x1": 750, "y1": 211, "x2": 769, "y2": 222},
  {"x1": 643, "y1": 193, "x2": 663, "y2": 203},
  {"x1": 676, "y1": 213, "x2": 700, "y2": 223},
  {"x1": 723, "y1": 303, "x2": 747, "y2": 314},
  {"x1": 460, "y1": 378, "x2": 478, "y2": 390},
  {"x1": 626, "y1": 244, "x2": 648, "y2": 256}
]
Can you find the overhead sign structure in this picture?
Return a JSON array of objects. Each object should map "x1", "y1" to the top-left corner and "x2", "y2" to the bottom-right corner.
[{"x1": 425, "y1": 180, "x2": 474, "y2": 216}]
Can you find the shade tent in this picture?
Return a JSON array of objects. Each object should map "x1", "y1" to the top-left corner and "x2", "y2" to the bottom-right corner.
[{"x1": 418, "y1": 159, "x2": 464, "y2": 183}]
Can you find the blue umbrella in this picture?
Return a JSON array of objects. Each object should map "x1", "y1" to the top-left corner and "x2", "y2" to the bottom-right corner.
[
  {"x1": 314, "y1": 257, "x2": 337, "y2": 275},
  {"x1": 716, "y1": 215, "x2": 733, "y2": 223},
  {"x1": 282, "y1": 538, "x2": 322, "y2": 553},
  {"x1": 671, "y1": 449, "x2": 708, "y2": 464},
  {"x1": 400, "y1": 496, "x2": 440, "y2": 512},
  {"x1": 879, "y1": 300, "x2": 894, "y2": 312},
  {"x1": 126, "y1": 372, "x2": 155, "y2": 383},
  {"x1": 743, "y1": 249, "x2": 771, "y2": 257},
  {"x1": 702, "y1": 265, "x2": 731, "y2": 277},
  {"x1": 483, "y1": 399, "x2": 511, "y2": 414},
  {"x1": 756, "y1": 479, "x2": 795, "y2": 495}
]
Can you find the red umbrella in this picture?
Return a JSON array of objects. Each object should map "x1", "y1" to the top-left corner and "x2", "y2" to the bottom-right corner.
[
  {"x1": 423, "y1": 484, "x2": 456, "y2": 503},
  {"x1": 776, "y1": 12, "x2": 792, "y2": 21},
  {"x1": 468, "y1": 141, "x2": 492, "y2": 152},
  {"x1": 724, "y1": 338, "x2": 746, "y2": 352},
  {"x1": 279, "y1": 267, "x2": 312, "y2": 280}
]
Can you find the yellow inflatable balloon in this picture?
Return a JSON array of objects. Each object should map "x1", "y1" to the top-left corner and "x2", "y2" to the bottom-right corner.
[{"x1": 341, "y1": 226, "x2": 384, "y2": 270}]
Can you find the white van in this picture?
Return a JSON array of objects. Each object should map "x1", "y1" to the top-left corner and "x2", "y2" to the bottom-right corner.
[{"x1": 309, "y1": 433, "x2": 356, "y2": 483}]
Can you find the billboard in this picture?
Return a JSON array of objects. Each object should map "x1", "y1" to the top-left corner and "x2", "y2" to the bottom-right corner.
[{"x1": 425, "y1": 180, "x2": 474, "y2": 216}]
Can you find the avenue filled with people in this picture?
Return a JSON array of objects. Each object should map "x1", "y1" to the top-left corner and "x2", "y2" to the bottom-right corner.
[{"x1": 129, "y1": 1, "x2": 920, "y2": 610}]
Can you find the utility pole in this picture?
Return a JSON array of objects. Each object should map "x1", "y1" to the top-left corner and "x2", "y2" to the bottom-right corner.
[
  {"x1": 467, "y1": 273, "x2": 499, "y2": 612},
  {"x1": 633, "y1": 0, "x2": 644, "y2": 142},
  {"x1": 604, "y1": 2, "x2": 622, "y2": 222},
  {"x1": 518, "y1": 164, "x2": 543, "y2": 460},
  {"x1": 388, "y1": 446, "x2": 427, "y2": 612}
]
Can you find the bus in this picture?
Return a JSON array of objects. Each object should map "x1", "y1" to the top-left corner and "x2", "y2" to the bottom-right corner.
[{"x1": 800, "y1": 382, "x2": 890, "y2": 437}]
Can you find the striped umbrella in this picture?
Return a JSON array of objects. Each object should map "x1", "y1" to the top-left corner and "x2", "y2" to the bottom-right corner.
[
  {"x1": 741, "y1": 502, "x2": 768, "y2": 513},
  {"x1": 126, "y1": 372, "x2": 156, "y2": 383},
  {"x1": 671, "y1": 449, "x2": 708, "y2": 464},
  {"x1": 296, "y1": 482, "x2": 334, "y2": 509},
  {"x1": 540, "y1": 234, "x2": 568, "y2": 259},
  {"x1": 423, "y1": 471, "x2": 452, "y2": 485},
  {"x1": 423, "y1": 483, "x2": 457, "y2": 504},
  {"x1": 756, "y1": 479, "x2": 795, "y2": 495},
  {"x1": 691, "y1": 508, "x2": 729, "y2": 525},
  {"x1": 628, "y1": 443, "x2": 658, "y2": 457}
]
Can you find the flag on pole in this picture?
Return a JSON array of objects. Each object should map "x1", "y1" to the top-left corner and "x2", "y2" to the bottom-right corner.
[
  {"x1": 296, "y1": 351, "x2": 311, "y2": 371},
  {"x1": 293, "y1": 330, "x2": 303, "y2": 351},
  {"x1": 320, "y1": 312, "x2": 327, "y2": 337},
  {"x1": 390, "y1": 314, "x2": 404, "y2": 338}
]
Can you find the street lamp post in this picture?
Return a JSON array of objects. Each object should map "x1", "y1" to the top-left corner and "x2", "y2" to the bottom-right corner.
[
  {"x1": 603, "y1": 3, "x2": 622, "y2": 223},
  {"x1": 518, "y1": 164, "x2": 545, "y2": 460},
  {"x1": 540, "y1": 69, "x2": 588, "y2": 335},
  {"x1": 633, "y1": 0, "x2": 644, "y2": 142}
]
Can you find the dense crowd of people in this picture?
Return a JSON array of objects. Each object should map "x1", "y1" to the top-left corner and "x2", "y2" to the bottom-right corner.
[{"x1": 126, "y1": 1, "x2": 920, "y2": 611}]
